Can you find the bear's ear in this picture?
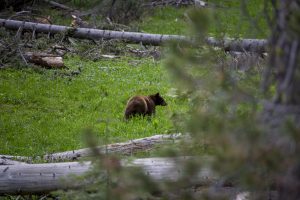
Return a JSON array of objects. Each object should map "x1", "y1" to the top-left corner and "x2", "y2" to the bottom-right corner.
[{"x1": 155, "y1": 92, "x2": 160, "y2": 96}]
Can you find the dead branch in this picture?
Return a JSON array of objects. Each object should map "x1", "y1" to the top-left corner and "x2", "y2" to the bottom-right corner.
[{"x1": 43, "y1": 0, "x2": 80, "y2": 14}]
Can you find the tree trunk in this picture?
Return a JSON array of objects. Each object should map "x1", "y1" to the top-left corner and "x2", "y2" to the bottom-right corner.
[
  {"x1": 265, "y1": 1, "x2": 300, "y2": 105},
  {"x1": 262, "y1": 1, "x2": 300, "y2": 199},
  {"x1": 0, "y1": 19, "x2": 267, "y2": 52}
]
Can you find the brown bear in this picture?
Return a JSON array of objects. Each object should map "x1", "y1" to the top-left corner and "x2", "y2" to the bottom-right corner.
[{"x1": 124, "y1": 93, "x2": 167, "y2": 119}]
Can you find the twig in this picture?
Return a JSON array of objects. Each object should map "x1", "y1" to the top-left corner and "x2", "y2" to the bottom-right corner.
[{"x1": 18, "y1": 48, "x2": 28, "y2": 65}]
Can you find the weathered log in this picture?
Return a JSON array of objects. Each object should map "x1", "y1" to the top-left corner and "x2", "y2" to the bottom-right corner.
[
  {"x1": 0, "y1": 134, "x2": 185, "y2": 163},
  {"x1": 0, "y1": 155, "x2": 31, "y2": 163},
  {"x1": 0, "y1": 19, "x2": 267, "y2": 52},
  {"x1": 0, "y1": 161, "x2": 91, "y2": 194},
  {"x1": 0, "y1": 158, "x2": 26, "y2": 166},
  {"x1": 24, "y1": 52, "x2": 65, "y2": 68},
  {"x1": 44, "y1": 133, "x2": 184, "y2": 162},
  {"x1": 206, "y1": 37, "x2": 267, "y2": 54},
  {"x1": 0, "y1": 157, "x2": 215, "y2": 195}
]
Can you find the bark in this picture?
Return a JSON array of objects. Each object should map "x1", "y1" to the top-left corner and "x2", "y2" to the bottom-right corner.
[
  {"x1": 0, "y1": 157, "x2": 215, "y2": 195},
  {"x1": 0, "y1": 19, "x2": 267, "y2": 52},
  {"x1": 44, "y1": 133, "x2": 184, "y2": 162}
]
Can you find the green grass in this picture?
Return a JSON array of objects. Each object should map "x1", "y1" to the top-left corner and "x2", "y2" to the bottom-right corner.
[
  {"x1": 0, "y1": 57, "x2": 189, "y2": 156},
  {"x1": 0, "y1": 0, "x2": 269, "y2": 157},
  {"x1": 139, "y1": 0, "x2": 269, "y2": 38},
  {"x1": 138, "y1": 7, "x2": 189, "y2": 35}
]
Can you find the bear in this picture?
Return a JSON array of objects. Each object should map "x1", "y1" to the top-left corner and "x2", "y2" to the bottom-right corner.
[{"x1": 124, "y1": 93, "x2": 167, "y2": 119}]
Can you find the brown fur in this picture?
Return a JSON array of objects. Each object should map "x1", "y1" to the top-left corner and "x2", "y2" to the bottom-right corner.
[{"x1": 124, "y1": 93, "x2": 167, "y2": 119}]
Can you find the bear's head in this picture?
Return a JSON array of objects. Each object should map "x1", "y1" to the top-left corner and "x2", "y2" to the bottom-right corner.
[{"x1": 150, "y1": 93, "x2": 167, "y2": 106}]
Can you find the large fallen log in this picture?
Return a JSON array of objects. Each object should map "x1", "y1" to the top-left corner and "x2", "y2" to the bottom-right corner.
[
  {"x1": 44, "y1": 133, "x2": 184, "y2": 161},
  {"x1": 0, "y1": 158, "x2": 26, "y2": 165},
  {"x1": 0, "y1": 157, "x2": 215, "y2": 195},
  {"x1": 0, "y1": 134, "x2": 185, "y2": 163},
  {"x1": 0, "y1": 19, "x2": 267, "y2": 52},
  {"x1": 0, "y1": 161, "x2": 91, "y2": 194}
]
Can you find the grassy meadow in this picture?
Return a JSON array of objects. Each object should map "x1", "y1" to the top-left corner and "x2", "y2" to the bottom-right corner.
[
  {"x1": 0, "y1": 56, "x2": 189, "y2": 156},
  {"x1": 0, "y1": 0, "x2": 269, "y2": 157}
]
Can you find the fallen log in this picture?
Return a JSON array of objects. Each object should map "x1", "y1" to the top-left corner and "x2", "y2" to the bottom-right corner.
[
  {"x1": 0, "y1": 161, "x2": 91, "y2": 195},
  {"x1": 0, "y1": 157, "x2": 215, "y2": 195},
  {"x1": 0, "y1": 19, "x2": 267, "y2": 52},
  {"x1": 0, "y1": 158, "x2": 26, "y2": 166},
  {"x1": 206, "y1": 37, "x2": 267, "y2": 54},
  {"x1": 44, "y1": 133, "x2": 184, "y2": 162},
  {"x1": 0, "y1": 155, "x2": 32, "y2": 163},
  {"x1": 0, "y1": 134, "x2": 185, "y2": 163}
]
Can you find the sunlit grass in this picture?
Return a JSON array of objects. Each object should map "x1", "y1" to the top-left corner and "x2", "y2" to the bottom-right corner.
[
  {"x1": 0, "y1": 57, "x2": 189, "y2": 156},
  {"x1": 139, "y1": 0, "x2": 269, "y2": 38},
  {"x1": 0, "y1": 0, "x2": 269, "y2": 157}
]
